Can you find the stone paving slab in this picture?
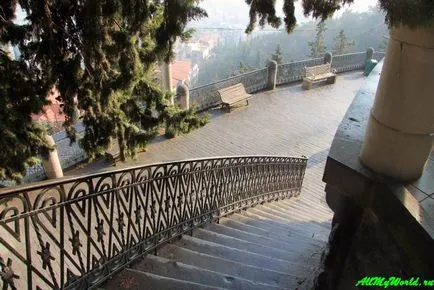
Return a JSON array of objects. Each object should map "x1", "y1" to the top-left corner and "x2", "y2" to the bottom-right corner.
[
  {"x1": 67, "y1": 71, "x2": 367, "y2": 222},
  {"x1": 68, "y1": 72, "x2": 365, "y2": 174}
]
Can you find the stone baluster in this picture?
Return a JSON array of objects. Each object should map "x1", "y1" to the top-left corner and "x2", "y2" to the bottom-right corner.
[
  {"x1": 177, "y1": 82, "x2": 190, "y2": 110},
  {"x1": 42, "y1": 135, "x2": 64, "y2": 179},
  {"x1": 324, "y1": 52, "x2": 333, "y2": 64},
  {"x1": 267, "y1": 60, "x2": 278, "y2": 90},
  {"x1": 161, "y1": 62, "x2": 174, "y2": 105},
  {"x1": 366, "y1": 47, "x2": 374, "y2": 61}
]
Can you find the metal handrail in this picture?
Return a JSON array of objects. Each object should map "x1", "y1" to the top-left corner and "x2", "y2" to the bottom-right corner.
[{"x1": 0, "y1": 155, "x2": 307, "y2": 290}]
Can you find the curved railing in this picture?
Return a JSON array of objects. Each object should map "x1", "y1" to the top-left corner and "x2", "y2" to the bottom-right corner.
[{"x1": 0, "y1": 155, "x2": 307, "y2": 289}]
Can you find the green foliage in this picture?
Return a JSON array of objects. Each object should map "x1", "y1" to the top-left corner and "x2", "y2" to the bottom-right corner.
[
  {"x1": 239, "y1": 61, "x2": 250, "y2": 74},
  {"x1": 0, "y1": 49, "x2": 52, "y2": 182},
  {"x1": 245, "y1": 0, "x2": 433, "y2": 33},
  {"x1": 271, "y1": 44, "x2": 284, "y2": 64},
  {"x1": 0, "y1": 0, "x2": 207, "y2": 182},
  {"x1": 332, "y1": 29, "x2": 355, "y2": 55},
  {"x1": 245, "y1": 0, "x2": 282, "y2": 33},
  {"x1": 379, "y1": 0, "x2": 434, "y2": 28},
  {"x1": 164, "y1": 106, "x2": 209, "y2": 139},
  {"x1": 308, "y1": 22, "x2": 327, "y2": 58}
]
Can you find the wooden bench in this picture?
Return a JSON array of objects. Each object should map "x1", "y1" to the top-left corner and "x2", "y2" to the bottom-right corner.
[
  {"x1": 302, "y1": 63, "x2": 337, "y2": 90},
  {"x1": 105, "y1": 143, "x2": 120, "y2": 166},
  {"x1": 218, "y1": 83, "x2": 252, "y2": 112}
]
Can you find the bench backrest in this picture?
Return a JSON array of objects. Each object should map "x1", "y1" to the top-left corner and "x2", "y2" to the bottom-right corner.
[
  {"x1": 305, "y1": 63, "x2": 331, "y2": 78},
  {"x1": 218, "y1": 83, "x2": 249, "y2": 103}
]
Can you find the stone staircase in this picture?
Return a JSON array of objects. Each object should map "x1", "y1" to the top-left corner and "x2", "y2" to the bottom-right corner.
[{"x1": 103, "y1": 197, "x2": 332, "y2": 290}]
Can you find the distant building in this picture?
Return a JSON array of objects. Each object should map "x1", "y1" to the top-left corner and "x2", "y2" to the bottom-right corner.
[
  {"x1": 171, "y1": 60, "x2": 199, "y2": 89},
  {"x1": 32, "y1": 87, "x2": 66, "y2": 132},
  {"x1": 175, "y1": 33, "x2": 220, "y2": 63}
]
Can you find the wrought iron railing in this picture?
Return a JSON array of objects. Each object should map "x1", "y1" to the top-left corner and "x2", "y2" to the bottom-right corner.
[{"x1": 0, "y1": 155, "x2": 307, "y2": 289}]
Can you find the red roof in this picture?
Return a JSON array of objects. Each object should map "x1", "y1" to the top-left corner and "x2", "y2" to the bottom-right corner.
[
  {"x1": 171, "y1": 60, "x2": 192, "y2": 88},
  {"x1": 32, "y1": 87, "x2": 66, "y2": 123}
]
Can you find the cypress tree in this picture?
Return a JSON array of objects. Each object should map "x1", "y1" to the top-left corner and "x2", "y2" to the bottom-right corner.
[
  {"x1": 0, "y1": 0, "x2": 208, "y2": 182},
  {"x1": 271, "y1": 44, "x2": 284, "y2": 64},
  {"x1": 332, "y1": 29, "x2": 355, "y2": 55},
  {"x1": 308, "y1": 22, "x2": 327, "y2": 58}
]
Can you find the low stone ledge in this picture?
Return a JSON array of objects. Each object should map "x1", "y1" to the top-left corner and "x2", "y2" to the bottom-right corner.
[{"x1": 318, "y1": 60, "x2": 434, "y2": 289}]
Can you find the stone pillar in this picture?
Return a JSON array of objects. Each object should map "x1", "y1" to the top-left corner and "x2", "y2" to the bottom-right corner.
[
  {"x1": 161, "y1": 62, "x2": 174, "y2": 105},
  {"x1": 360, "y1": 25, "x2": 434, "y2": 180},
  {"x1": 267, "y1": 60, "x2": 278, "y2": 90},
  {"x1": 366, "y1": 47, "x2": 374, "y2": 61},
  {"x1": 41, "y1": 135, "x2": 64, "y2": 179},
  {"x1": 176, "y1": 82, "x2": 189, "y2": 110},
  {"x1": 324, "y1": 52, "x2": 333, "y2": 64}
]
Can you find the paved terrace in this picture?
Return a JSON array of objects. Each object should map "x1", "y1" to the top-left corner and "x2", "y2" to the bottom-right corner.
[{"x1": 69, "y1": 71, "x2": 367, "y2": 226}]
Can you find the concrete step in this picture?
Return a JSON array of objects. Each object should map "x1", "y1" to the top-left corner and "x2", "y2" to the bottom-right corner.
[
  {"x1": 258, "y1": 200, "x2": 329, "y2": 220},
  {"x1": 226, "y1": 213, "x2": 328, "y2": 243},
  {"x1": 240, "y1": 210, "x2": 329, "y2": 241},
  {"x1": 275, "y1": 198, "x2": 333, "y2": 217},
  {"x1": 257, "y1": 204, "x2": 332, "y2": 232},
  {"x1": 172, "y1": 234, "x2": 312, "y2": 277},
  {"x1": 263, "y1": 202, "x2": 331, "y2": 224},
  {"x1": 250, "y1": 206, "x2": 331, "y2": 233},
  {"x1": 157, "y1": 244, "x2": 304, "y2": 289},
  {"x1": 133, "y1": 254, "x2": 285, "y2": 290},
  {"x1": 280, "y1": 198, "x2": 332, "y2": 215},
  {"x1": 192, "y1": 227, "x2": 319, "y2": 264},
  {"x1": 104, "y1": 268, "x2": 227, "y2": 290},
  {"x1": 202, "y1": 222, "x2": 324, "y2": 255}
]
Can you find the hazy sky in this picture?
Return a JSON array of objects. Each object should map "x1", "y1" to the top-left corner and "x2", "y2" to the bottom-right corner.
[
  {"x1": 15, "y1": 0, "x2": 380, "y2": 27},
  {"x1": 194, "y1": 0, "x2": 380, "y2": 27}
]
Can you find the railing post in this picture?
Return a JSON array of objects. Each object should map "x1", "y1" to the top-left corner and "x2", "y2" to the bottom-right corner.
[
  {"x1": 267, "y1": 60, "x2": 278, "y2": 90},
  {"x1": 161, "y1": 62, "x2": 174, "y2": 105},
  {"x1": 176, "y1": 82, "x2": 190, "y2": 110},
  {"x1": 41, "y1": 135, "x2": 64, "y2": 179},
  {"x1": 366, "y1": 47, "x2": 374, "y2": 61},
  {"x1": 324, "y1": 52, "x2": 333, "y2": 64}
]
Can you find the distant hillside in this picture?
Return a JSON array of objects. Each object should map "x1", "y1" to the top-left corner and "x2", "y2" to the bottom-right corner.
[{"x1": 196, "y1": 8, "x2": 388, "y2": 86}]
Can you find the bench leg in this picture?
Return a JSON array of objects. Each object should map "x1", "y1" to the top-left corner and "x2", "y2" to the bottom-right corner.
[
  {"x1": 302, "y1": 79, "x2": 312, "y2": 90},
  {"x1": 327, "y1": 76, "x2": 336, "y2": 84}
]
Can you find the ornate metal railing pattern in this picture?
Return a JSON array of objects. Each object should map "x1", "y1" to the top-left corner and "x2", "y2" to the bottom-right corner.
[
  {"x1": 331, "y1": 52, "x2": 366, "y2": 73},
  {"x1": 189, "y1": 68, "x2": 268, "y2": 111},
  {"x1": 276, "y1": 58, "x2": 323, "y2": 85},
  {"x1": 0, "y1": 155, "x2": 307, "y2": 290}
]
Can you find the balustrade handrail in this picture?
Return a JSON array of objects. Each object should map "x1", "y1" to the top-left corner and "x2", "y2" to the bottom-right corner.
[
  {"x1": 190, "y1": 67, "x2": 268, "y2": 92},
  {"x1": 0, "y1": 155, "x2": 307, "y2": 290},
  {"x1": 0, "y1": 155, "x2": 304, "y2": 197}
]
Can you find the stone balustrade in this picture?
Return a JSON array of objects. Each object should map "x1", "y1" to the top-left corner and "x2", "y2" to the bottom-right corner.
[{"x1": 1, "y1": 49, "x2": 386, "y2": 186}]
